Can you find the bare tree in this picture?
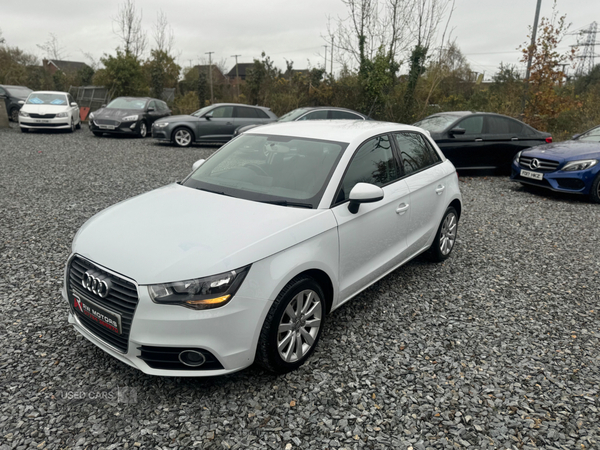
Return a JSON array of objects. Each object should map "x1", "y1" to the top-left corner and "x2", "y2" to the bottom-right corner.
[
  {"x1": 37, "y1": 33, "x2": 67, "y2": 60},
  {"x1": 152, "y1": 10, "x2": 174, "y2": 53},
  {"x1": 80, "y1": 50, "x2": 101, "y2": 71},
  {"x1": 0, "y1": 28, "x2": 5, "y2": 45},
  {"x1": 113, "y1": 0, "x2": 147, "y2": 58}
]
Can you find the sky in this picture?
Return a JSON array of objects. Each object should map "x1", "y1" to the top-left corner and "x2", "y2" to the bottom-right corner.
[{"x1": 1, "y1": 0, "x2": 599, "y2": 81}]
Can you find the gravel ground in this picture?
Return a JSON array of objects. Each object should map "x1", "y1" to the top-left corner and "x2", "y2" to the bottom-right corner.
[{"x1": 0, "y1": 124, "x2": 599, "y2": 450}]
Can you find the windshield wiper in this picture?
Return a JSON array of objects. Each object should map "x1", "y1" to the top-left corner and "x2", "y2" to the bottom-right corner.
[
  {"x1": 196, "y1": 187, "x2": 232, "y2": 197},
  {"x1": 258, "y1": 200, "x2": 313, "y2": 209}
]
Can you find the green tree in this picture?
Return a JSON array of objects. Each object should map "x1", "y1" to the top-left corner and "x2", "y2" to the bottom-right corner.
[
  {"x1": 145, "y1": 49, "x2": 180, "y2": 99},
  {"x1": 94, "y1": 50, "x2": 146, "y2": 97}
]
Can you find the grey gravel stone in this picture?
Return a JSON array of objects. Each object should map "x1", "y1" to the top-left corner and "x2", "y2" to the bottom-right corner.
[{"x1": 0, "y1": 125, "x2": 599, "y2": 449}]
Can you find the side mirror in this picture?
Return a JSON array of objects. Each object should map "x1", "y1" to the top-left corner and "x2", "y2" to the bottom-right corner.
[
  {"x1": 204, "y1": 114, "x2": 212, "y2": 120},
  {"x1": 449, "y1": 127, "x2": 466, "y2": 136},
  {"x1": 70, "y1": 102, "x2": 78, "y2": 107},
  {"x1": 192, "y1": 159, "x2": 206, "y2": 171},
  {"x1": 101, "y1": 104, "x2": 106, "y2": 108},
  {"x1": 348, "y1": 183, "x2": 384, "y2": 214},
  {"x1": 572, "y1": 134, "x2": 581, "y2": 140},
  {"x1": 18, "y1": 100, "x2": 25, "y2": 105},
  {"x1": 147, "y1": 106, "x2": 155, "y2": 112}
]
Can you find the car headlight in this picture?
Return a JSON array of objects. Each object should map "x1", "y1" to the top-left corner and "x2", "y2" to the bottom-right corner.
[
  {"x1": 514, "y1": 151, "x2": 523, "y2": 164},
  {"x1": 154, "y1": 122, "x2": 169, "y2": 128},
  {"x1": 19, "y1": 111, "x2": 30, "y2": 117},
  {"x1": 122, "y1": 115, "x2": 139, "y2": 122},
  {"x1": 56, "y1": 112, "x2": 68, "y2": 118},
  {"x1": 88, "y1": 113, "x2": 95, "y2": 120},
  {"x1": 148, "y1": 266, "x2": 250, "y2": 310},
  {"x1": 561, "y1": 159, "x2": 598, "y2": 171}
]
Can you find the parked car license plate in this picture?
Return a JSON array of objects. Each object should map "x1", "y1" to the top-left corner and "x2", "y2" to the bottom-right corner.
[
  {"x1": 99, "y1": 125, "x2": 116, "y2": 130},
  {"x1": 35, "y1": 119, "x2": 50, "y2": 123},
  {"x1": 520, "y1": 169, "x2": 543, "y2": 181},
  {"x1": 73, "y1": 294, "x2": 122, "y2": 334}
]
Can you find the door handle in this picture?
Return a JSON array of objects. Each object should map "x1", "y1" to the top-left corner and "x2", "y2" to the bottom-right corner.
[
  {"x1": 226, "y1": 122, "x2": 233, "y2": 125},
  {"x1": 435, "y1": 185, "x2": 445, "y2": 195},
  {"x1": 475, "y1": 138, "x2": 483, "y2": 142},
  {"x1": 511, "y1": 137, "x2": 519, "y2": 141},
  {"x1": 396, "y1": 203, "x2": 409, "y2": 215}
]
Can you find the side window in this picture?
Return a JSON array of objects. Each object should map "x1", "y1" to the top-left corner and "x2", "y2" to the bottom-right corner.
[
  {"x1": 299, "y1": 110, "x2": 328, "y2": 121},
  {"x1": 148, "y1": 100, "x2": 158, "y2": 110},
  {"x1": 68, "y1": 94, "x2": 75, "y2": 105},
  {"x1": 485, "y1": 116, "x2": 512, "y2": 134},
  {"x1": 209, "y1": 106, "x2": 234, "y2": 118},
  {"x1": 235, "y1": 106, "x2": 259, "y2": 118},
  {"x1": 255, "y1": 109, "x2": 269, "y2": 119},
  {"x1": 158, "y1": 101, "x2": 169, "y2": 111},
  {"x1": 337, "y1": 135, "x2": 398, "y2": 203},
  {"x1": 394, "y1": 132, "x2": 439, "y2": 176},
  {"x1": 330, "y1": 110, "x2": 363, "y2": 120},
  {"x1": 457, "y1": 116, "x2": 483, "y2": 134},
  {"x1": 0, "y1": 88, "x2": 6, "y2": 96}
]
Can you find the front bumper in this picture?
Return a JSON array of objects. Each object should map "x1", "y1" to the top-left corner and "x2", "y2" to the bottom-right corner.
[
  {"x1": 90, "y1": 120, "x2": 141, "y2": 135},
  {"x1": 510, "y1": 161, "x2": 596, "y2": 195},
  {"x1": 63, "y1": 261, "x2": 272, "y2": 377},
  {"x1": 151, "y1": 126, "x2": 171, "y2": 141},
  {"x1": 19, "y1": 117, "x2": 71, "y2": 129}
]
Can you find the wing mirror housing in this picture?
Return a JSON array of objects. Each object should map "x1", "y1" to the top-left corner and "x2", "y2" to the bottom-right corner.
[
  {"x1": 348, "y1": 183, "x2": 384, "y2": 214},
  {"x1": 70, "y1": 102, "x2": 78, "y2": 107},
  {"x1": 147, "y1": 106, "x2": 155, "y2": 112},
  {"x1": 18, "y1": 100, "x2": 25, "y2": 105},
  {"x1": 572, "y1": 133, "x2": 581, "y2": 140},
  {"x1": 192, "y1": 159, "x2": 206, "y2": 171},
  {"x1": 449, "y1": 127, "x2": 466, "y2": 136}
]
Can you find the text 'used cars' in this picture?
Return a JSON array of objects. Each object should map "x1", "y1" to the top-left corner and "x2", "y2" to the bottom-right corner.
[{"x1": 64, "y1": 120, "x2": 463, "y2": 376}]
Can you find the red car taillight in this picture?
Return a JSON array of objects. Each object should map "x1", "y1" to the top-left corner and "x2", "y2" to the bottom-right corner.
[{"x1": 545, "y1": 137, "x2": 553, "y2": 143}]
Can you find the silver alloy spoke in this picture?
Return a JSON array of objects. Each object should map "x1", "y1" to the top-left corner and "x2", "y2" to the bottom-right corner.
[
  {"x1": 278, "y1": 322, "x2": 293, "y2": 333},
  {"x1": 295, "y1": 295, "x2": 304, "y2": 319},
  {"x1": 284, "y1": 304, "x2": 296, "y2": 320},
  {"x1": 299, "y1": 328, "x2": 315, "y2": 346},
  {"x1": 278, "y1": 331, "x2": 293, "y2": 353},
  {"x1": 304, "y1": 317, "x2": 321, "y2": 328},
  {"x1": 295, "y1": 333, "x2": 303, "y2": 357},
  {"x1": 301, "y1": 292, "x2": 313, "y2": 314}
]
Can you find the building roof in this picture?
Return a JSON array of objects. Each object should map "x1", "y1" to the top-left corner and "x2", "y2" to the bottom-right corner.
[
  {"x1": 226, "y1": 63, "x2": 255, "y2": 78},
  {"x1": 47, "y1": 60, "x2": 92, "y2": 73}
]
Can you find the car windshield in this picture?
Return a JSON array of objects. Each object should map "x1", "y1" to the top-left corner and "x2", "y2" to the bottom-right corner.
[
  {"x1": 6, "y1": 87, "x2": 32, "y2": 98},
  {"x1": 578, "y1": 126, "x2": 600, "y2": 142},
  {"x1": 183, "y1": 134, "x2": 347, "y2": 208},
  {"x1": 414, "y1": 115, "x2": 462, "y2": 133},
  {"x1": 278, "y1": 108, "x2": 310, "y2": 122},
  {"x1": 106, "y1": 98, "x2": 147, "y2": 110},
  {"x1": 190, "y1": 105, "x2": 215, "y2": 117},
  {"x1": 26, "y1": 93, "x2": 68, "y2": 106}
]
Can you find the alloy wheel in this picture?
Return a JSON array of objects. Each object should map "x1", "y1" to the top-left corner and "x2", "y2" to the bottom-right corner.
[
  {"x1": 139, "y1": 122, "x2": 147, "y2": 137},
  {"x1": 440, "y1": 212, "x2": 457, "y2": 256},
  {"x1": 276, "y1": 289, "x2": 322, "y2": 363},
  {"x1": 174, "y1": 129, "x2": 192, "y2": 147}
]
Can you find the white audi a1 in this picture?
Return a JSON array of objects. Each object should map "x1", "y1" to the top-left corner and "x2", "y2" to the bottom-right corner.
[{"x1": 64, "y1": 120, "x2": 462, "y2": 376}]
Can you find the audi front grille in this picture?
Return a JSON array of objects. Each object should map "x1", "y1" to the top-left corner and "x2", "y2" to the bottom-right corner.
[
  {"x1": 519, "y1": 156, "x2": 560, "y2": 172},
  {"x1": 68, "y1": 256, "x2": 139, "y2": 353}
]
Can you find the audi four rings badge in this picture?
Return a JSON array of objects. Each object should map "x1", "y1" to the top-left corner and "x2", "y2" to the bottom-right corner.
[{"x1": 82, "y1": 271, "x2": 112, "y2": 298}]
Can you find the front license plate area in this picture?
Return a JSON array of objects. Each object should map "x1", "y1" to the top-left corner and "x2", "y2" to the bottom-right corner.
[
  {"x1": 35, "y1": 119, "x2": 50, "y2": 123},
  {"x1": 73, "y1": 294, "x2": 122, "y2": 334},
  {"x1": 520, "y1": 169, "x2": 543, "y2": 180},
  {"x1": 99, "y1": 125, "x2": 116, "y2": 130}
]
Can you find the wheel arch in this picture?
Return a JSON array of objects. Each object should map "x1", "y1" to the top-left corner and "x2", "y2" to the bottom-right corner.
[
  {"x1": 449, "y1": 198, "x2": 462, "y2": 219},
  {"x1": 295, "y1": 268, "x2": 334, "y2": 314},
  {"x1": 172, "y1": 125, "x2": 195, "y2": 142}
]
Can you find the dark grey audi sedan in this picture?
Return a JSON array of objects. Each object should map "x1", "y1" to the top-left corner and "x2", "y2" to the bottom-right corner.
[{"x1": 151, "y1": 103, "x2": 277, "y2": 147}]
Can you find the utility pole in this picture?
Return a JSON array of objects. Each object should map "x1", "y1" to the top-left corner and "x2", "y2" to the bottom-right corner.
[
  {"x1": 521, "y1": 0, "x2": 542, "y2": 115},
  {"x1": 231, "y1": 54, "x2": 241, "y2": 98},
  {"x1": 323, "y1": 45, "x2": 328, "y2": 73},
  {"x1": 330, "y1": 37, "x2": 334, "y2": 76},
  {"x1": 206, "y1": 51, "x2": 214, "y2": 104}
]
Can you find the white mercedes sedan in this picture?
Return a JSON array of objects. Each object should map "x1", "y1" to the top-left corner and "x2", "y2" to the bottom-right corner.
[{"x1": 63, "y1": 120, "x2": 462, "y2": 376}]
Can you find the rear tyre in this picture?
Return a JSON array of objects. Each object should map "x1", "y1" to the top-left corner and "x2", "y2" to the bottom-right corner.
[
  {"x1": 20, "y1": 127, "x2": 29, "y2": 133},
  {"x1": 256, "y1": 276, "x2": 325, "y2": 374},
  {"x1": 591, "y1": 173, "x2": 600, "y2": 204},
  {"x1": 428, "y1": 206, "x2": 459, "y2": 262},
  {"x1": 173, "y1": 127, "x2": 193, "y2": 147},
  {"x1": 137, "y1": 121, "x2": 147, "y2": 138}
]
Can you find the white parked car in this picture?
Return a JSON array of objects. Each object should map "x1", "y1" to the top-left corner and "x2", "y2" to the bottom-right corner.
[
  {"x1": 63, "y1": 120, "x2": 462, "y2": 376},
  {"x1": 19, "y1": 90, "x2": 81, "y2": 133}
]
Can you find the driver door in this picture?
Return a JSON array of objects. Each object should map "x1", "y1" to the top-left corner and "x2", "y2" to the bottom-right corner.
[{"x1": 198, "y1": 105, "x2": 235, "y2": 141}]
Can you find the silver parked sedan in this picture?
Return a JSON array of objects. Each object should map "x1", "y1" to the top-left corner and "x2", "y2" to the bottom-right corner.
[{"x1": 152, "y1": 103, "x2": 277, "y2": 147}]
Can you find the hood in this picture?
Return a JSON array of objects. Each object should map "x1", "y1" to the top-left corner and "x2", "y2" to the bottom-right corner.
[
  {"x1": 21, "y1": 104, "x2": 69, "y2": 114},
  {"x1": 523, "y1": 140, "x2": 600, "y2": 161},
  {"x1": 156, "y1": 114, "x2": 200, "y2": 123},
  {"x1": 73, "y1": 183, "x2": 336, "y2": 285},
  {"x1": 94, "y1": 108, "x2": 144, "y2": 120}
]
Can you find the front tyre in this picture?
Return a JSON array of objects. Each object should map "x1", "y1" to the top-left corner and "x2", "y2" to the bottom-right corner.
[
  {"x1": 256, "y1": 277, "x2": 325, "y2": 374},
  {"x1": 10, "y1": 108, "x2": 19, "y2": 122},
  {"x1": 173, "y1": 127, "x2": 193, "y2": 147},
  {"x1": 591, "y1": 173, "x2": 600, "y2": 204},
  {"x1": 137, "y1": 121, "x2": 147, "y2": 138},
  {"x1": 428, "y1": 206, "x2": 459, "y2": 262}
]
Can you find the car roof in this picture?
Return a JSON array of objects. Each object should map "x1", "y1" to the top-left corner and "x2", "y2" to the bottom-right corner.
[
  {"x1": 211, "y1": 102, "x2": 272, "y2": 111},
  {"x1": 28, "y1": 91, "x2": 69, "y2": 95},
  {"x1": 0, "y1": 85, "x2": 30, "y2": 89},
  {"x1": 245, "y1": 120, "x2": 422, "y2": 144}
]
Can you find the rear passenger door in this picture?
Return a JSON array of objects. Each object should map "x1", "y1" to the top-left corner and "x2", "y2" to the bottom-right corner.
[
  {"x1": 438, "y1": 115, "x2": 491, "y2": 168},
  {"x1": 234, "y1": 106, "x2": 272, "y2": 129},
  {"x1": 393, "y1": 132, "x2": 451, "y2": 253}
]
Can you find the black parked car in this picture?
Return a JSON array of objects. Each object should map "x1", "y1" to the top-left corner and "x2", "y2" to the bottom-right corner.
[
  {"x1": 89, "y1": 97, "x2": 171, "y2": 138},
  {"x1": 152, "y1": 103, "x2": 277, "y2": 147},
  {"x1": 233, "y1": 106, "x2": 370, "y2": 136},
  {"x1": 414, "y1": 112, "x2": 552, "y2": 170},
  {"x1": 0, "y1": 85, "x2": 32, "y2": 122}
]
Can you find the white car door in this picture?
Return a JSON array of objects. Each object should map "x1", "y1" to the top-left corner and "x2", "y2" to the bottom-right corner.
[
  {"x1": 332, "y1": 134, "x2": 411, "y2": 304},
  {"x1": 393, "y1": 132, "x2": 452, "y2": 253}
]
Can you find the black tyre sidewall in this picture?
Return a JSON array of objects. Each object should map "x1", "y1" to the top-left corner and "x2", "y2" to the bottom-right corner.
[
  {"x1": 138, "y1": 121, "x2": 147, "y2": 138},
  {"x1": 256, "y1": 277, "x2": 326, "y2": 374},
  {"x1": 591, "y1": 173, "x2": 600, "y2": 204},
  {"x1": 429, "y1": 206, "x2": 458, "y2": 262},
  {"x1": 10, "y1": 108, "x2": 18, "y2": 122}
]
